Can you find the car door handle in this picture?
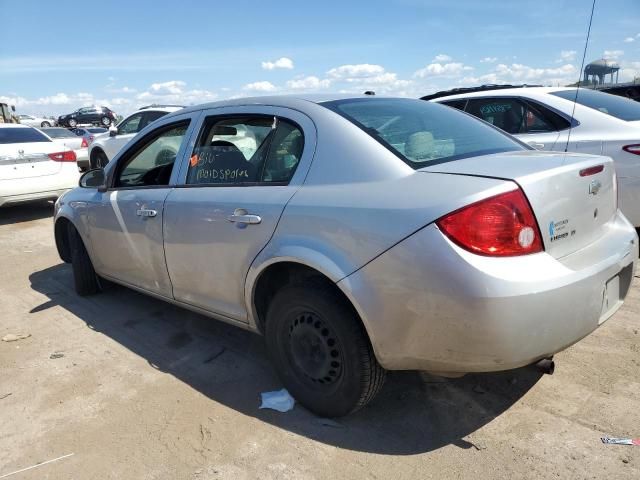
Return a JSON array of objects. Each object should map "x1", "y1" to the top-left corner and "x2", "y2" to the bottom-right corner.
[
  {"x1": 527, "y1": 142, "x2": 545, "y2": 149},
  {"x1": 227, "y1": 209, "x2": 261, "y2": 225},
  {"x1": 136, "y1": 208, "x2": 157, "y2": 218}
]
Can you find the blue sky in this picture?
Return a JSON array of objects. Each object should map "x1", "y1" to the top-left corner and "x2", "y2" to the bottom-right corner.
[{"x1": 1, "y1": 0, "x2": 638, "y2": 116}]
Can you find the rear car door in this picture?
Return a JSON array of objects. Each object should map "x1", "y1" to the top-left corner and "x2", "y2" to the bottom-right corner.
[
  {"x1": 163, "y1": 106, "x2": 315, "y2": 321},
  {"x1": 86, "y1": 114, "x2": 196, "y2": 296},
  {"x1": 464, "y1": 97, "x2": 562, "y2": 150}
]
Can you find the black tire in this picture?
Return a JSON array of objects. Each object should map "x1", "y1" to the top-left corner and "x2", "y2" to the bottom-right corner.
[
  {"x1": 101, "y1": 116, "x2": 111, "y2": 126},
  {"x1": 67, "y1": 223, "x2": 100, "y2": 296},
  {"x1": 91, "y1": 150, "x2": 109, "y2": 169},
  {"x1": 41, "y1": 121, "x2": 51, "y2": 127},
  {"x1": 265, "y1": 280, "x2": 386, "y2": 417},
  {"x1": 68, "y1": 118, "x2": 77, "y2": 128}
]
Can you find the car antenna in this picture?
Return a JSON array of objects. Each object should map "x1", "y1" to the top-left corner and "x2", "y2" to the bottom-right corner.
[{"x1": 565, "y1": 0, "x2": 596, "y2": 153}]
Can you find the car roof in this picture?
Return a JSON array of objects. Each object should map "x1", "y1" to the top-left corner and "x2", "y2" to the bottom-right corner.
[
  {"x1": 425, "y1": 86, "x2": 578, "y2": 102},
  {"x1": 169, "y1": 93, "x2": 393, "y2": 117}
]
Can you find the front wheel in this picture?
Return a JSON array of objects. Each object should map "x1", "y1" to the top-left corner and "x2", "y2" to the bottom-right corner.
[
  {"x1": 67, "y1": 224, "x2": 100, "y2": 296},
  {"x1": 90, "y1": 150, "x2": 109, "y2": 169},
  {"x1": 265, "y1": 280, "x2": 386, "y2": 417},
  {"x1": 101, "y1": 116, "x2": 111, "y2": 126},
  {"x1": 68, "y1": 118, "x2": 77, "y2": 128},
  {"x1": 41, "y1": 121, "x2": 51, "y2": 127}
]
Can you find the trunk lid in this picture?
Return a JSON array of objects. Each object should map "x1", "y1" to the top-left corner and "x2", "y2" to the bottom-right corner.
[
  {"x1": 0, "y1": 142, "x2": 63, "y2": 180},
  {"x1": 420, "y1": 150, "x2": 617, "y2": 259}
]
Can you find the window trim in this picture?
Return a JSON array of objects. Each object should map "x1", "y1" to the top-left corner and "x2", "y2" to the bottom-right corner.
[
  {"x1": 183, "y1": 113, "x2": 305, "y2": 188},
  {"x1": 108, "y1": 119, "x2": 192, "y2": 191}
]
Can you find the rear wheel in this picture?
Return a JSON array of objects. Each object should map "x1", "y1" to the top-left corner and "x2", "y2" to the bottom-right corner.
[
  {"x1": 101, "y1": 116, "x2": 111, "y2": 126},
  {"x1": 67, "y1": 224, "x2": 100, "y2": 296},
  {"x1": 41, "y1": 121, "x2": 51, "y2": 127},
  {"x1": 265, "y1": 280, "x2": 386, "y2": 417}
]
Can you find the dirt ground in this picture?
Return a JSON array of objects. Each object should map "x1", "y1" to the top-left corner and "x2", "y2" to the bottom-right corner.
[{"x1": 0, "y1": 201, "x2": 638, "y2": 480}]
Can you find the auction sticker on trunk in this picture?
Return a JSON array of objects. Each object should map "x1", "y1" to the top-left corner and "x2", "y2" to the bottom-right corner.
[{"x1": 548, "y1": 219, "x2": 575, "y2": 243}]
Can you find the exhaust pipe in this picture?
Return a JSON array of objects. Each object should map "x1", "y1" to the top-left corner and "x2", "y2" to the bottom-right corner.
[{"x1": 535, "y1": 357, "x2": 555, "y2": 375}]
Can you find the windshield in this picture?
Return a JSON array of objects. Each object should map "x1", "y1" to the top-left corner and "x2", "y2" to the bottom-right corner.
[
  {"x1": 41, "y1": 128, "x2": 76, "y2": 138},
  {"x1": 322, "y1": 98, "x2": 526, "y2": 169},
  {"x1": 0, "y1": 127, "x2": 51, "y2": 144},
  {"x1": 551, "y1": 88, "x2": 640, "y2": 121}
]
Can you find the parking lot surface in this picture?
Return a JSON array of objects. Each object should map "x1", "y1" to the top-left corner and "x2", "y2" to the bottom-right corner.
[{"x1": 0, "y1": 201, "x2": 639, "y2": 479}]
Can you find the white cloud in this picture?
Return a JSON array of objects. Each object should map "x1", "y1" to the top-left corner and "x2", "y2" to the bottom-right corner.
[
  {"x1": 261, "y1": 57, "x2": 294, "y2": 70},
  {"x1": 624, "y1": 37, "x2": 635, "y2": 43},
  {"x1": 556, "y1": 50, "x2": 577, "y2": 63},
  {"x1": 480, "y1": 57, "x2": 498, "y2": 63},
  {"x1": 618, "y1": 61, "x2": 640, "y2": 82},
  {"x1": 286, "y1": 76, "x2": 331, "y2": 89},
  {"x1": 460, "y1": 63, "x2": 578, "y2": 86},
  {"x1": 243, "y1": 81, "x2": 277, "y2": 92},
  {"x1": 413, "y1": 62, "x2": 473, "y2": 78},
  {"x1": 150, "y1": 80, "x2": 186, "y2": 94},
  {"x1": 603, "y1": 50, "x2": 624, "y2": 60},
  {"x1": 433, "y1": 54, "x2": 452, "y2": 62},
  {"x1": 327, "y1": 64, "x2": 385, "y2": 79},
  {"x1": 137, "y1": 80, "x2": 217, "y2": 106}
]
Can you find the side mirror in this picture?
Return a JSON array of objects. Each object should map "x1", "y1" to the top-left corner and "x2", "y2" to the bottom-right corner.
[
  {"x1": 79, "y1": 168, "x2": 107, "y2": 192},
  {"x1": 11, "y1": 105, "x2": 16, "y2": 112},
  {"x1": 109, "y1": 126, "x2": 117, "y2": 137}
]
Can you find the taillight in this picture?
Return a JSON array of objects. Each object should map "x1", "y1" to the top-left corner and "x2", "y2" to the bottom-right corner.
[
  {"x1": 81, "y1": 137, "x2": 88, "y2": 148},
  {"x1": 48, "y1": 151, "x2": 77, "y2": 162},
  {"x1": 436, "y1": 188, "x2": 543, "y2": 257},
  {"x1": 622, "y1": 144, "x2": 640, "y2": 155}
]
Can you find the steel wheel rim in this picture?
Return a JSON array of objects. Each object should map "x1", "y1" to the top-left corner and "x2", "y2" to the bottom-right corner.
[{"x1": 287, "y1": 311, "x2": 344, "y2": 386}]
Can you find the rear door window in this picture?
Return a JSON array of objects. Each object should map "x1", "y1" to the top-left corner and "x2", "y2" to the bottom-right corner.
[
  {"x1": 465, "y1": 97, "x2": 559, "y2": 134},
  {"x1": 186, "y1": 116, "x2": 303, "y2": 185}
]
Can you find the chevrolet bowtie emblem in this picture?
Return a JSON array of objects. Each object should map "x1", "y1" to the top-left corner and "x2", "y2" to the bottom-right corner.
[
  {"x1": 18, "y1": 149, "x2": 24, "y2": 157},
  {"x1": 589, "y1": 180, "x2": 602, "y2": 195}
]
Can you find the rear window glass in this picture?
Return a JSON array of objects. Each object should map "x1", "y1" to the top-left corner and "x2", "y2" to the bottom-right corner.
[
  {"x1": 0, "y1": 128, "x2": 51, "y2": 144},
  {"x1": 551, "y1": 89, "x2": 640, "y2": 121},
  {"x1": 322, "y1": 98, "x2": 526, "y2": 168},
  {"x1": 41, "y1": 128, "x2": 76, "y2": 138}
]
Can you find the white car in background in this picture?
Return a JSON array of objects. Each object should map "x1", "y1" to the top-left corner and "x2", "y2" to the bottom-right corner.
[
  {"x1": 18, "y1": 114, "x2": 53, "y2": 127},
  {"x1": 0, "y1": 124, "x2": 80, "y2": 206},
  {"x1": 425, "y1": 86, "x2": 640, "y2": 227},
  {"x1": 40, "y1": 127, "x2": 90, "y2": 171},
  {"x1": 88, "y1": 105, "x2": 183, "y2": 169}
]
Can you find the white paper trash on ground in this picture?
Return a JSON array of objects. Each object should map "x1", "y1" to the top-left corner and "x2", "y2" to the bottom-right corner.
[{"x1": 259, "y1": 388, "x2": 295, "y2": 413}]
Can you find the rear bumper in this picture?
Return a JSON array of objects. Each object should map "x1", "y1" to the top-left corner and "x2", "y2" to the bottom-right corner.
[{"x1": 339, "y1": 211, "x2": 638, "y2": 373}]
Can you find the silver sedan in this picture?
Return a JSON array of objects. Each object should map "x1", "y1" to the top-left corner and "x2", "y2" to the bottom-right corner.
[{"x1": 53, "y1": 95, "x2": 638, "y2": 417}]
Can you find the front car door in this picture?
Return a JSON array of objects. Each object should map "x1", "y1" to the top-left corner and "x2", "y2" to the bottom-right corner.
[
  {"x1": 163, "y1": 106, "x2": 315, "y2": 321},
  {"x1": 86, "y1": 112, "x2": 197, "y2": 297}
]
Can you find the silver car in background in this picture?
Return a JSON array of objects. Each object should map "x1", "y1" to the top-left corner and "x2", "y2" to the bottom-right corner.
[{"x1": 53, "y1": 95, "x2": 637, "y2": 417}]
